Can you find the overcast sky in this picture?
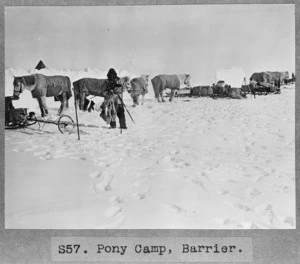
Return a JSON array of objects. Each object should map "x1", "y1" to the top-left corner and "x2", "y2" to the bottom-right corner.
[{"x1": 5, "y1": 4, "x2": 295, "y2": 85}]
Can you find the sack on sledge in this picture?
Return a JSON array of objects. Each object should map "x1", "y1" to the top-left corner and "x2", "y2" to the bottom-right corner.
[
  {"x1": 191, "y1": 86, "x2": 213, "y2": 97},
  {"x1": 5, "y1": 108, "x2": 28, "y2": 126}
]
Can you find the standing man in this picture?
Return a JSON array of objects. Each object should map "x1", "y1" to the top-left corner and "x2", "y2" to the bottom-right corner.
[{"x1": 103, "y1": 68, "x2": 127, "y2": 129}]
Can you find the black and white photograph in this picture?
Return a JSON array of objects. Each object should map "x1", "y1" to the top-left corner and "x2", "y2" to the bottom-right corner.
[{"x1": 4, "y1": 4, "x2": 295, "y2": 230}]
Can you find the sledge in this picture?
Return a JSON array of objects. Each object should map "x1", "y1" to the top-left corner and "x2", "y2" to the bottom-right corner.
[
  {"x1": 5, "y1": 96, "x2": 75, "y2": 134},
  {"x1": 165, "y1": 87, "x2": 191, "y2": 98}
]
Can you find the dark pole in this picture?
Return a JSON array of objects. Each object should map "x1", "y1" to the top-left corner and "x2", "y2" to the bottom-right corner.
[
  {"x1": 73, "y1": 89, "x2": 80, "y2": 140},
  {"x1": 120, "y1": 86, "x2": 123, "y2": 134}
]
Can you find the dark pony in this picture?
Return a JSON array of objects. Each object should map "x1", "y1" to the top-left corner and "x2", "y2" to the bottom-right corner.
[{"x1": 73, "y1": 76, "x2": 132, "y2": 110}]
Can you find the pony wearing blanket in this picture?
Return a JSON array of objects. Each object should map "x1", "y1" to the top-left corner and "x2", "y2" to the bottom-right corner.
[
  {"x1": 13, "y1": 74, "x2": 72, "y2": 117},
  {"x1": 151, "y1": 74, "x2": 191, "y2": 102},
  {"x1": 129, "y1": 75, "x2": 149, "y2": 106},
  {"x1": 73, "y1": 76, "x2": 131, "y2": 110}
]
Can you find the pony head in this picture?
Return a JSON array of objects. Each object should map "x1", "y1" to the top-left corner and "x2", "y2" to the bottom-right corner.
[
  {"x1": 184, "y1": 74, "x2": 191, "y2": 87},
  {"x1": 12, "y1": 76, "x2": 24, "y2": 98},
  {"x1": 118, "y1": 76, "x2": 132, "y2": 93},
  {"x1": 141, "y1": 75, "x2": 150, "y2": 87}
]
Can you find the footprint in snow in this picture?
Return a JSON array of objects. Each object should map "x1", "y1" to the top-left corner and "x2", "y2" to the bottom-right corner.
[
  {"x1": 161, "y1": 204, "x2": 186, "y2": 214},
  {"x1": 133, "y1": 177, "x2": 148, "y2": 188},
  {"x1": 104, "y1": 206, "x2": 122, "y2": 218},
  {"x1": 216, "y1": 188, "x2": 229, "y2": 196},
  {"x1": 260, "y1": 145, "x2": 267, "y2": 149},
  {"x1": 280, "y1": 185, "x2": 290, "y2": 193},
  {"x1": 200, "y1": 171, "x2": 208, "y2": 177},
  {"x1": 223, "y1": 219, "x2": 244, "y2": 228},
  {"x1": 245, "y1": 188, "x2": 262, "y2": 199},
  {"x1": 89, "y1": 171, "x2": 102, "y2": 179},
  {"x1": 93, "y1": 181, "x2": 112, "y2": 193},
  {"x1": 109, "y1": 195, "x2": 125, "y2": 204},
  {"x1": 254, "y1": 204, "x2": 279, "y2": 226},
  {"x1": 186, "y1": 178, "x2": 207, "y2": 191},
  {"x1": 12, "y1": 148, "x2": 21, "y2": 153},
  {"x1": 263, "y1": 206, "x2": 276, "y2": 225},
  {"x1": 93, "y1": 171, "x2": 114, "y2": 193},
  {"x1": 131, "y1": 192, "x2": 146, "y2": 200},
  {"x1": 243, "y1": 146, "x2": 251, "y2": 153},
  {"x1": 234, "y1": 203, "x2": 252, "y2": 212}
]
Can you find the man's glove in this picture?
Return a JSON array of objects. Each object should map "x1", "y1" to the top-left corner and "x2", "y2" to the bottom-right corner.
[{"x1": 113, "y1": 86, "x2": 122, "y2": 94}]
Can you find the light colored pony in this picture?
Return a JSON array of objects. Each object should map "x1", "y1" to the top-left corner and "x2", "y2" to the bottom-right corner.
[
  {"x1": 13, "y1": 74, "x2": 72, "y2": 117},
  {"x1": 151, "y1": 74, "x2": 191, "y2": 102},
  {"x1": 129, "y1": 75, "x2": 149, "y2": 106},
  {"x1": 250, "y1": 71, "x2": 289, "y2": 84}
]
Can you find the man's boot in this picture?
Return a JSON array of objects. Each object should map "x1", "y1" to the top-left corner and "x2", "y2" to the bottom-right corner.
[
  {"x1": 119, "y1": 117, "x2": 127, "y2": 129},
  {"x1": 110, "y1": 121, "x2": 116, "y2": 129},
  {"x1": 117, "y1": 105, "x2": 127, "y2": 129}
]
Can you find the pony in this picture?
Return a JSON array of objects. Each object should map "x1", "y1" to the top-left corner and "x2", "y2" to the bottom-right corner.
[
  {"x1": 129, "y1": 75, "x2": 149, "y2": 106},
  {"x1": 73, "y1": 76, "x2": 131, "y2": 110},
  {"x1": 250, "y1": 71, "x2": 289, "y2": 85},
  {"x1": 151, "y1": 74, "x2": 191, "y2": 102},
  {"x1": 13, "y1": 74, "x2": 72, "y2": 117}
]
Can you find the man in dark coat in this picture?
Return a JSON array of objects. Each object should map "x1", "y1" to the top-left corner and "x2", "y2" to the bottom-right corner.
[{"x1": 103, "y1": 68, "x2": 127, "y2": 129}]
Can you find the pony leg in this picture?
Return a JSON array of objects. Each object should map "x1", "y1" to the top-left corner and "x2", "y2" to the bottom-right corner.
[
  {"x1": 75, "y1": 93, "x2": 80, "y2": 110},
  {"x1": 37, "y1": 98, "x2": 45, "y2": 117},
  {"x1": 133, "y1": 95, "x2": 139, "y2": 106},
  {"x1": 169, "y1": 89, "x2": 176, "y2": 102},
  {"x1": 66, "y1": 97, "x2": 69, "y2": 108},
  {"x1": 58, "y1": 92, "x2": 68, "y2": 115},
  {"x1": 157, "y1": 89, "x2": 163, "y2": 102},
  {"x1": 141, "y1": 94, "x2": 145, "y2": 105},
  {"x1": 160, "y1": 82, "x2": 166, "y2": 102},
  {"x1": 40, "y1": 96, "x2": 49, "y2": 116},
  {"x1": 156, "y1": 93, "x2": 161, "y2": 102},
  {"x1": 57, "y1": 105, "x2": 62, "y2": 115},
  {"x1": 83, "y1": 98, "x2": 90, "y2": 111},
  {"x1": 154, "y1": 88, "x2": 161, "y2": 102},
  {"x1": 160, "y1": 90, "x2": 165, "y2": 102},
  {"x1": 62, "y1": 92, "x2": 69, "y2": 113},
  {"x1": 79, "y1": 92, "x2": 86, "y2": 111},
  {"x1": 154, "y1": 87, "x2": 161, "y2": 102},
  {"x1": 130, "y1": 93, "x2": 135, "y2": 107},
  {"x1": 56, "y1": 95, "x2": 62, "y2": 115}
]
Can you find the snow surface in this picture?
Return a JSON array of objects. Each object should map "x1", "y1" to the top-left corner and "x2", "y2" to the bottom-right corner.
[{"x1": 5, "y1": 68, "x2": 295, "y2": 229}]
